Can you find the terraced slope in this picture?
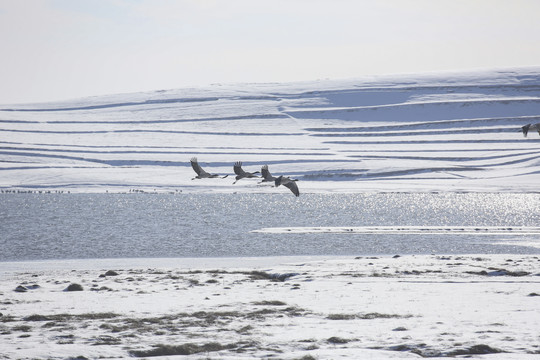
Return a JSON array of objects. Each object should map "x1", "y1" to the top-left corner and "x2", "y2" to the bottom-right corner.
[{"x1": 1, "y1": 68, "x2": 539, "y2": 192}]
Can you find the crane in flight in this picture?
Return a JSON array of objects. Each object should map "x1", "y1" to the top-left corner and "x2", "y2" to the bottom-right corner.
[
  {"x1": 233, "y1": 161, "x2": 260, "y2": 184},
  {"x1": 522, "y1": 123, "x2": 540, "y2": 137},
  {"x1": 259, "y1": 164, "x2": 277, "y2": 183},
  {"x1": 190, "y1": 157, "x2": 228, "y2": 180},
  {"x1": 259, "y1": 164, "x2": 300, "y2": 197},
  {"x1": 275, "y1": 175, "x2": 300, "y2": 197}
]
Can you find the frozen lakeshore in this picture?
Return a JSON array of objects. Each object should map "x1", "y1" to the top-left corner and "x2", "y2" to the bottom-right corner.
[{"x1": 1, "y1": 254, "x2": 539, "y2": 359}]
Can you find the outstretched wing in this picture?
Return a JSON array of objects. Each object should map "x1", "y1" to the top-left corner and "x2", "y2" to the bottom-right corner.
[
  {"x1": 261, "y1": 165, "x2": 274, "y2": 181},
  {"x1": 283, "y1": 179, "x2": 300, "y2": 197},
  {"x1": 276, "y1": 176, "x2": 300, "y2": 197},
  {"x1": 234, "y1": 161, "x2": 246, "y2": 176},
  {"x1": 190, "y1": 157, "x2": 209, "y2": 176},
  {"x1": 522, "y1": 124, "x2": 530, "y2": 137}
]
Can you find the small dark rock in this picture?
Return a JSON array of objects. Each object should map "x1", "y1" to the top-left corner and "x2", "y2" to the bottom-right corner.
[
  {"x1": 393, "y1": 327, "x2": 408, "y2": 331},
  {"x1": 447, "y1": 344, "x2": 503, "y2": 356},
  {"x1": 64, "y1": 283, "x2": 83, "y2": 292},
  {"x1": 92, "y1": 335, "x2": 121, "y2": 345},
  {"x1": 129, "y1": 342, "x2": 235, "y2": 357},
  {"x1": 467, "y1": 269, "x2": 530, "y2": 277},
  {"x1": 90, "y1": 286, "x2": 113, "y2": 292},
  {"x1": 388, "y1": 344, "x2": 415, "y2": 352},
  {"x1": 14, "y1": 284, "x2": 40, "y2": 292},
  {"x1": 271, "y1": 272, "x2": 299, "y2": 281},
  {"x1": 327, "y1": 336, "x2": 350, "y2": 344},
  {"x1": 104, "y1": 270, "x2": 119, "y2": 276},
  {"x1": 392, "y1": 255, "x2": 401, "y2": 258},
  {"x1": 528, "y1": 292, "x2": 540, "y2": 297},
  {"x1": 24, "y1": 314, "x2": 51, "y2": 321},
  {"x1": 14, "y1": 285, "x2": 28, "y2": 293},
  {"x1": 249, "y1": 271, "x2": 298, "y2": 282},
  {"x1": 466, "y1": 270, "x2": 488, "y2": 276},
  {"x1": 487, "y1": 269, "x2": 530, "y2": 277},
  {"x1": 387, "y1": 343, "x2": 440, "y2": 357}
]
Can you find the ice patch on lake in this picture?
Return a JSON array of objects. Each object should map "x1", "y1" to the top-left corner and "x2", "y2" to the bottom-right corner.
[{"x1": 253, "y1": 226, "x2": 540, "y2": 235}]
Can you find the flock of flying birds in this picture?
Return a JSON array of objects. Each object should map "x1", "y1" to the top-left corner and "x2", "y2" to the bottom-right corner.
[
  {"x1": 189, "y1": 157, "x2": 300, "y2": 197},
  {"x1": 188, "y1": 124, "x2": 537, "y2": 197}
]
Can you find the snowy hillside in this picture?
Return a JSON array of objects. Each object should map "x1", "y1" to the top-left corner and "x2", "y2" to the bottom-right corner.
[{"x1": 1, "y1": 67, "x2": 540, "y2": 193}]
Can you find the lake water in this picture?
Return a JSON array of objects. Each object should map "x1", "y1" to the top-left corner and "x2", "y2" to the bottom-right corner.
[{"x1": 1, "y1": 193, "x2": 539, "y2": 261}]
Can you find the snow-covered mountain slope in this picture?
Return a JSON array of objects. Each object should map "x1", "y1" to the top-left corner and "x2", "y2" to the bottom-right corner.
[{"x1": 1, "y1": 67, "x2": 540, "y2": 193}]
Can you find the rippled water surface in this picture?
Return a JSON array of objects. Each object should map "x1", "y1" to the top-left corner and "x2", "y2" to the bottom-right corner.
[{"x1": 1, "y1": 193, "x2": 539, "y2": 261}]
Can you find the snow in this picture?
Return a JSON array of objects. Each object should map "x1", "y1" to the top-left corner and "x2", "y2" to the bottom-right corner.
[
  {"x1": 1, "y1": 67, "x2": 540, "y2": 358},
  {"x1": 1, "y1": 255, "x2": 539, "y2": 359},
  {"x1": 1, "y1": 66, "x2": 540, "y2": 193}
]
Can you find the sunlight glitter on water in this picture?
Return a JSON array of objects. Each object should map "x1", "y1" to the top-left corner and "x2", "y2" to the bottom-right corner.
[{"x1": 1, "y1": 193, "x2": 539, "y2": 261}]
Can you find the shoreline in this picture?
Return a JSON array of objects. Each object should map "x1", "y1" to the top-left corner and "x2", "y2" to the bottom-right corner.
[
  {"x1": 2, "y1": 187, "x2": 540, "y2": 194},
  {"x1": 0, "y1": 255, "x2": 350, "y2": 273}
]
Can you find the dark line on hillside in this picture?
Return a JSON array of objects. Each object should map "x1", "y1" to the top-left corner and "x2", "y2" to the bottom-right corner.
[
  {"x1": 0, "y1": 113, "x2": 288, "y2": 124},
  {"x1": 1, "y1": 129, "x2": 302, "y2": 136},
  {"x1": 352, "y1": 150, "x2": 540, "y2": 162},
  {"x1": 325, "y1": 139, "x2": 540, "y2": 145},
  {"x1": 0, "y1": 146, "x2": 329, "y2": 157},
  {"x1": 282, "y1": 83, "x2": 540, "y2": 99},
  {"x1": 0, "y1": 152, "x2": 357, "y2": 169},
  {"x1": 0, "y1": 95, "x2": 281, "y2": 112},
  {"x1": 305, "y1": 116, "x2": 540, "y2": 133},
  {"x1": 0, "y1": 141, "x2": 328, "y2": 151},
  {"x1": 310, "y1": 128, "x2": 519, "y2": 137},
  {"x1": 0, "y1": 97, "x2": 220, "y2": 112}
]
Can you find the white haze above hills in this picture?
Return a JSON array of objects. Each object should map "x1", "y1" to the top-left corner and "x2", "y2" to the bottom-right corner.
[{"x1": 1, "y1": 67, "x2": 540, "y2": 194}]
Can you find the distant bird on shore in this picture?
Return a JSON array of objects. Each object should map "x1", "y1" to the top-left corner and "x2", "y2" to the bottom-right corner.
[
  {"x1": 522, "y1": 123, "x2": 540, "y2": 137},
  {"x1": 190, "y1": 157, "x2": 228, "y2": 180},
  {"x1": 233, "y1": 161, "x2": 260, "y2": 184},
  {"x1": 275, "y1": 175, "x2": 300, "y2": 197}
]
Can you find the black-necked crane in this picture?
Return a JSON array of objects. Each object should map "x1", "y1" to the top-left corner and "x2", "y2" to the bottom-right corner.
[
  {"x1": 190, "y1": 157, "x2": 228, "y2": 180},
  {"x1": 522, "y1": 123, "x2": 540, "y2": 137},
  {"x1": 233, "y1": 161, "x2": 260, "y2": 184},
  {"x1": 259, "y1": 164, "x2": 277, "y2": 183},
  {"x1": 275, "y1": 175, "x2": 300, "y2": 197}
]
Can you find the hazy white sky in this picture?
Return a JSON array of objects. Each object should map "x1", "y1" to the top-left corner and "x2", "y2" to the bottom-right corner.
[{"x1": 1, "y1": 0, "x2": 540, "y2": 104}]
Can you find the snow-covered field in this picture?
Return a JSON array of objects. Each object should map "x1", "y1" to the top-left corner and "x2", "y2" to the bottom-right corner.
[
  {"x1": 1, "y1": 67, "x2": 540, "y2": 193},
  {"x1": 1, "y1": 255, "x2": 539, "y2": 359}
]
